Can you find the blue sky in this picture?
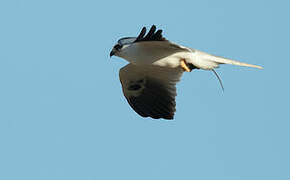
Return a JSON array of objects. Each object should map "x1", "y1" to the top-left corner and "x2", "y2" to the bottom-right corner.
[{"x1": 0, "y1": 0, "x2": 290, "y2": 179}]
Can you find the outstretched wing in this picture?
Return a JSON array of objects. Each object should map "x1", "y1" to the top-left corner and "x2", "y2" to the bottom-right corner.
[
  {"x1": 117, "y1": 25, "x2": 167, "y2": 46},
  {"x1": 119, "y1": 64, "x2": 183, "y2": 120},
  {"x1": 134, "y1": 25, "x2": 167, "y2": 42}
]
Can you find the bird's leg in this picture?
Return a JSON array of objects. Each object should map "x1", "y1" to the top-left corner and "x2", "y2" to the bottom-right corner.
[{"x1": 180, "y1": 59, "x2": 191, "y2": 72}]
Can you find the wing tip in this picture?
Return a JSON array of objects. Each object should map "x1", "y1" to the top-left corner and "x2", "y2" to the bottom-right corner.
[{"x1": 151, "y1": 115, "x2": 174, "y2": 120}]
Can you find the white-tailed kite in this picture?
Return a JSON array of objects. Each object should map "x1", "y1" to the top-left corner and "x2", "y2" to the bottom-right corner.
[{"x1": 110, "y1": 25, "x2": 262, "y2": 120}]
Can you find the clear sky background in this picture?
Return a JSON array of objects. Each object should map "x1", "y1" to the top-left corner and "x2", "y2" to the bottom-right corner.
[{"x1": 0, "y1": 0, "x2": 289, "y2": 179}]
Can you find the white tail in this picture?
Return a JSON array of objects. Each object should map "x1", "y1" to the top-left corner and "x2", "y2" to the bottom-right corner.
[
  {"x1": 191, "y1": 49, "x2": 263, "y2": 70},
  {"x1": 207, "y1": 54, "x2": 263, "y2": 69}
]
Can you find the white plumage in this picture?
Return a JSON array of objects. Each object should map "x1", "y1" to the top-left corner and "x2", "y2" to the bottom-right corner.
[{"x1": 110, "y1": 25, "x2": 262, "y2": 120}]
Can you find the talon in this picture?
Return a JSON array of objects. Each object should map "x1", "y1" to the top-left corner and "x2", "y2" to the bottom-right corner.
[{"x1": 180, "y1": 59, "x2": 191, "y2": 72}]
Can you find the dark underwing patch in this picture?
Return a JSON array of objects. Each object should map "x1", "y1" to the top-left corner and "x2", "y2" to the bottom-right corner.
[
  {"x1": 128, "y1": 84, "x2": 142, "y2": 91},
  {"x1": 127, "y1": 79, "x2": 146, "y2": 91},
  {"x1": 125, "y1": 78, "x2": 176, "y2": 120}
]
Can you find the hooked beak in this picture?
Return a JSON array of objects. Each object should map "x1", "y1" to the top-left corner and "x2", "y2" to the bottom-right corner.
[{"x1": 110, "y1": 50, "x2": 115, "y2": 57}]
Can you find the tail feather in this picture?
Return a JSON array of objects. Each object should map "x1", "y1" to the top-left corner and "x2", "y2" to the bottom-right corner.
[
  {"x1": 191, "y1": 49, "x2": 263, "y2": 70},
  {"x1": 207, "y1": 54, "x2": 263, "y2": 69}
]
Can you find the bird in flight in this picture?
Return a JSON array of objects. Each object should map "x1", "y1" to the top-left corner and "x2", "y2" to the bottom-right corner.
[{"x1": 110, "y1": 25, "x2": 262, "y2": 120}]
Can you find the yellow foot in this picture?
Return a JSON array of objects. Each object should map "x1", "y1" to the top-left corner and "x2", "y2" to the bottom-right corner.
[{"x1": 180, "y1": 59, "x2": 191, "y2": 72}]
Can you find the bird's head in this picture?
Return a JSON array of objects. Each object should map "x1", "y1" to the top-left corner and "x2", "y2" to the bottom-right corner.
[{"x1": 110, "y1": 37, "x2": 136, "y2": 58}]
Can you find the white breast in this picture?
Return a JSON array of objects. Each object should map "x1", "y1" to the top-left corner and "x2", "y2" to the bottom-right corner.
[{"x1": 118, "y1": 41, "x2": 192, "y2": 68}]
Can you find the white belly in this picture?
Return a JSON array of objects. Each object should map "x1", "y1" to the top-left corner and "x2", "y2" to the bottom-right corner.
[
  {"x1": 151, "y1": 52, "x2": 193, "y2": 68},
  {"x1": 118, "y1": 41, "x2": 193, "y2": 68}
]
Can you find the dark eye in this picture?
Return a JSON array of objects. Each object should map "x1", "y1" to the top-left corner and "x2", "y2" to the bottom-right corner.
[{"x1": 114, "y1": 44, "x2": 122, "y2": 50}]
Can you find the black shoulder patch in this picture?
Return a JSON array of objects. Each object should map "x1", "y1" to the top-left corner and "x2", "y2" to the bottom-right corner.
[{"x1": 134, "y1": 25, "x2": 167, "y2": 42}]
